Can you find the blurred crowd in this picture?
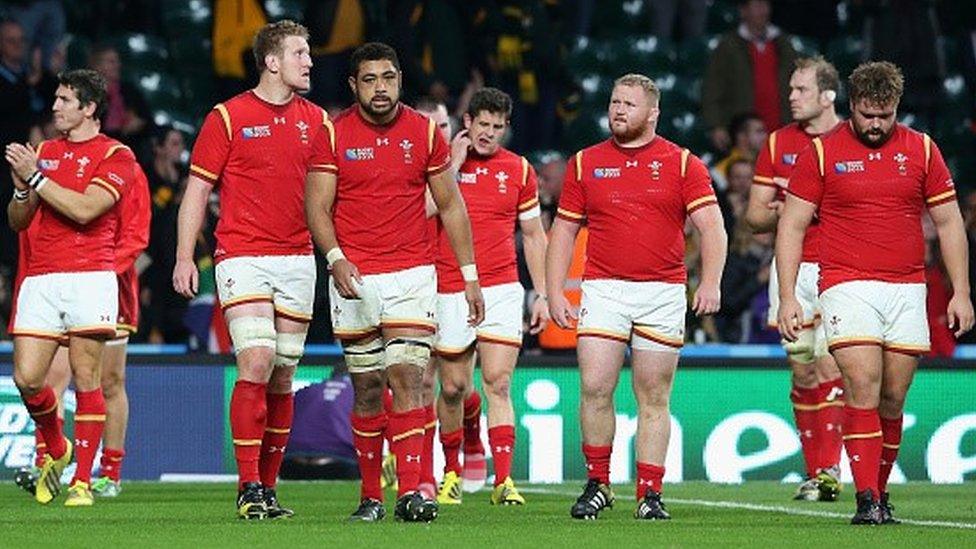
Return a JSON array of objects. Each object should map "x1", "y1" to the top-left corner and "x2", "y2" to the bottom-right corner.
[{"x1": 0, "y1": 0, "x2": 974, "y2": 355}]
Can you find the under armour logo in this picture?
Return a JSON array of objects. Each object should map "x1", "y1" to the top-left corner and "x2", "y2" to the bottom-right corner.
[
  {"x1": 802, "y1": 430, "x2": 813, "y2": 439},
  {"x1": 585, "y1": 463, "x2": 594, "y2": 470},
  {"x1": 75, "y1": 439, "x2": 90, "y2": 448},
  {"x1": 868, "y1": 152, "x2": 882, "y2": 161},
  {"x1": 405, "y1": 454, "x2": 421, "y2": 463},
  {"x1": 274, "y1": 116, "x2": 287, "y2": 125},
  {"x1": 377, "y1": 137, "x2": 389, "y2": 146},
  {"x1": 475, "y1": 167, "x2": 488, "y2": 175},
  {"x1": 269, "y1": 445, "x2": 286, "y2": 453},
  {"x1": 63, "y1": 151, "x2": 74, "y2": 159},
  {"x1": 851, "y1": 454, "x2": 861, "y2": 462},
  {"x1": 355, "y1": 450, "x2": 376, "y2": 460},
  {"x1": 625, "y1": 160, "x2": 638, "y2": 168},
  {"x1": 826, "y1": 387, "x2": 844, "y2": 402},
  {"x1": 100, "y1": 315, "x2": 112, "y2": 322},
  {"x1": 638, "y1": 479, "x2": 654, "y2": 486},
  {"x1": 494, "y1": 445, "x2": 512, "y2": 454}
]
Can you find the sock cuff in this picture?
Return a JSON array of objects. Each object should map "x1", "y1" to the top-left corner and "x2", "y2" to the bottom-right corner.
[
  {"x1": 488, "y1": 424, "x2": 515, "y2": 440},
  {"x1": 463, "y1": 390, "x2": 482, "y2": 415},
  {"x1": 440, "y1": 428, "x2": 463, "y2": 445},
  {"x1": 790, "y1": 385, "x2": 820, "y2": 405},
  {"x1": 351, "y1": 412, "x2": 387, "y2": 435},
  {"x1": 636, "y1": 461, "x2": 665, "y2": 475},
  {"x1": 423, "y1": 404, "x2": 436, "y2": 425},
  {"x1": 234, "y1": 380, "x2": 268, "y2": 391},
  {"x1": 102, "y1": 447, "x2": 125, "y2": 461},
  {"x1": 75, "y1": 388, "x2": 106, "y2": 413},
  {"x1": 388, "y1": 407, "x2": 426, "y2": 442},
  {"x1": 582, "y1": 444, "x2": 612, "y2": 458},
  {"x1": 24, "y1": 385, "x2": 57, "y2": 413},
  {"x1": 843, "y1": 406, "x2": 881, "y2": 438},
  {"x1": 266, "y1": 391, "x2": 293, "y2": 403}
]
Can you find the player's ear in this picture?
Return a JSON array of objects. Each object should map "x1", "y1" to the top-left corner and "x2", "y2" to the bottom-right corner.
[
  {"x1": 821, "y1": 89, "x2": 837, "y2": 104},
  {"x1": 265, "y1": 53, "x2": 279, "y2": 74},
  {"x1": 348, "y1": 75, "x2": 357, "y2": 95},
  {"x1": 462, "y1": 113, "x2": 472, "y2": 130}
]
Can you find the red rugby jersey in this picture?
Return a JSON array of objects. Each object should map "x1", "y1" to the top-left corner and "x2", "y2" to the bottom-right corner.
[
  {"x1": 753, "y1": 121, "x2": 836, "y2": 263},
  {"x1": 114, "y1": 164, "x2": 151, "y2": 274},
  {"x1": 189, "y1": 91, "x2": 335, "y2": 262},
  {"x1": 557, "y1": 136, "x2": 717, "y2": 283},
  {"x1": 330, "y1": 105, "x2": 451, "y2": 275},
  {"x1": 27, "y1": 135, "x2": 134, "y2": 276},
  {"x1": 788, "y1": 123, "x2": 956, "y2": 292},
  {"x1": 435, "y1": 147, "x2": 539, "y2": 293}
]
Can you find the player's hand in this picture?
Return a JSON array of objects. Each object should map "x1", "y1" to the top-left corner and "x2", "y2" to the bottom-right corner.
[
  {"x1": 547, "y1": 292, "x2": 577, "y2": 330},
  {"x1": 465, "y1": 280, "x2": 485, "y2": 326},
  {"x1": 528, "y1": 294, "x2": 550, "y2": 334},
  {"x1": 172, "y1": 257, "x2": 199, "y2": 298},
  {"x1": 777, "y1": 295, "x2": 805, "y2": 342},
  {"x1": 331, "y1": 258, "x2": 363, "y2": 299},
  {"x1": 766, "y1": 199, "x2": 784, "y2": 216},
  {"x1": 9, "y1": 169, "x2": 27, "y2": 191},
  {"x1": 451, "y1": 130, "x2": 472, "y2": 166},
  {"x1": 5, "y1": 142, "x2": 38, "y2": 181},
  {"x1": 692, "y1": 282, "x2": 721, "y2": 316},
  {"x1": 947, "y1": 291, "x2": 975, "y2": 337}
]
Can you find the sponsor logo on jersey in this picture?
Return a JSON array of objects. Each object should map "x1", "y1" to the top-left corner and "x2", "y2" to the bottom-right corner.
[
  {"x1": 782, "y1": 154, "x2": 797, "y2": 165},
  {"x1": 242, "y1": 125, "x2": 272, "y2": 139},
  {"x1": 38, "y1": 159, "x2": 59, "y2": 171},
  {"x1": 107, "y1": 172, "x2": 125, "y2": 186},
  {"x1": 833, "y1": 160, "x2": 864, "y2": 174},
  {"x1": 593, "y1": 167, "x2": 621, "y2": 179},
  {"x1": 458, "y1": 172, "x2": 477, "y2": 184},
  {"x1": 344, "y1": 147, "x2": 375, "y2": 161}
]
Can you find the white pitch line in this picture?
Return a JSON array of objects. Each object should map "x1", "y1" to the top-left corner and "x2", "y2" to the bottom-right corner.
[{"x1": 521, "y1": 487, "x2": 976, "y2": 530}]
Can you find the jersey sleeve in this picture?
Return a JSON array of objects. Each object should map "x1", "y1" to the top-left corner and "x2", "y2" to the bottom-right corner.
[
  {"x1": 426, "y1": 118, "x2": 451, "y2": 176},
  {"x1": 752, "y1": 132, "x2": 777, "y2": 188},
  {"x1": 556, "y1": 153, "x2": 585, "y2": 223},
  {"x1": 114, "y1": 166, "x2": 151, "y2": 273},
  {"x1": 308, "y1": 109, "x2": 338, "y2": 174},
  {"x1": 786, "y1": 142, "x2": 824, "y2": 206},
  {"x1": 517, "y1": 156, "x2": 541, "y2": 221},
  {"x1": 681, "y1": 150, "x2": 718, "y2": 214},
  {"x1": 189, "y1": 105, "x2": 232, "y2": 186},
  {"x1": 922, "y1": 136, "x2": 956, "y2": 208},
  {"x1": 89, "y1": 146, "x2": 136, "y2": 204}
]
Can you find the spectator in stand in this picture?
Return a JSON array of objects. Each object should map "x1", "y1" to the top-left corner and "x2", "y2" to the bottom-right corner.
[
  {"x1": 716, "y1": 222, "x2": 773, "y2": 342},
  {"x1": 533, "y1": 150, "x2": 566, "y2": 230},
  {"x1": 89, "y1": 44, "x2": 151, "y2": 149},
  {"x1": 143, "y1": 125, "x2": 189, "y2": 343},
  {"x1": 6, "y1": 0, "x2": 65, "y2": 72},
  {"x1": 711, "y1": 112, "x2": 766, "y2": 190},
  {"x1": 305, "y1": 0, "x2": 376, "y2": 107},
  {"x1": 702, "y1": 0, "x2": 797, "y2": 152},
  {"x1": 648, "y1": 0, "x2": 707, "y2": 42},
  {"x1": 716, "y1": 157, "x2": 756, "y2": 234},
  {"x1": 211, "y1": 0, "x2": 266, "y2": 99}
]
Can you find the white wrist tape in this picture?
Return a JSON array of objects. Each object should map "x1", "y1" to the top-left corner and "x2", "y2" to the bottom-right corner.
[
  {"x1": 326, "y1": 247, "x2": 346, "y2": 267},
  {"x1": 460, "y1": 264, "x2": 478, "y2": 282},
  {"x1": 13, "y1": 188, "x2": 29, "y2": 202},
  {"x1": 27, "y1": 171, "x2": 46, "y2": 191}
]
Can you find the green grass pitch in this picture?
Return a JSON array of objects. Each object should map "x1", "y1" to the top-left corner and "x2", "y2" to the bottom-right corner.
[{"x1": 1, "y1": 481, "x2": 973, "y2": 547}]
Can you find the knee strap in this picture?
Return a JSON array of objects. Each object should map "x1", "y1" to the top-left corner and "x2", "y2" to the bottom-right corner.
[
  {"x1": 385, "y1": 337, "x2": 432, "y2": 368},
  {"x1": 274, "y1": 331, "x2": 307, "y2": 367},
  {"x1": 228, "y1": 317, "x2": 276, "y2": 353}
]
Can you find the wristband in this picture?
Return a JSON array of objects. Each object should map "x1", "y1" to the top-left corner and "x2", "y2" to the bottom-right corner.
[
  {"x1": 27, "y1": 171, "x2": 45, "y2": 190},
  {"x1": 460, "y1": 264, "x2": 478, "y2": 282},
  {"x1": 13, "y1": 188, "x2": 29, "y2": 202},
  {"x1": 326, "y1": 247, "x2": 345, "y2": 267}
]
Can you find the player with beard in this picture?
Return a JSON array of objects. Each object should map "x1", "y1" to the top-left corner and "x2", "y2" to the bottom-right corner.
[
  {"x1": 305, "y1": 42, "x2": 483, "y2": 523},
  {"x1": 745, "y1": 56, "x2": 845, "y2": 502},
  {"x1": 174, "y1": 20, "x2": 335, "y2": 520},
  {"x1": 777, "y1": 61, "x2": 973, "y2": 524},
  {"x1": 547, "y1": 74, "x2": 727, "y2": 520}
]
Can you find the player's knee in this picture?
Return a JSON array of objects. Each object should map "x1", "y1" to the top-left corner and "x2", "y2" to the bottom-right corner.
[
  {"x1": 274, "y1": 331, "x2": 307, "y2": 367},
  {"x1": 101, "y1": 368, "x2": 125, "y2": 397},
  {"x1": 784, "y1": 329, "x2": 816, "y2": 365},
  {"x1": 13, "y1": 370, "x2": 43, "y2": 396},
  {"x1": 228, "y1": 316, "x2": 276, "y2": 353},
  {"x1": 790, "y1": 363, "x2": 818, "y2": 388},
  {"x1": 879, "y1": 389, "x2": 907, "y2": 415},
  {"x1": 482, "y1": 373, "x2": 511, "y2": 401},
  {"x1": 267, "y1": 366, "x2": 296, "y2": 393},
  {"x1": 581, "y1": 382, "x2": 615, "y2": 405},
  {"x1": 343, "y1": 338, "x2": 385, "y2": 373},
  {"x1": 385, "y1": 336, "x2": 432, "y2": 368},
  {"x1": 440, "y1": 378, "x2": 467, "y2": 404}
]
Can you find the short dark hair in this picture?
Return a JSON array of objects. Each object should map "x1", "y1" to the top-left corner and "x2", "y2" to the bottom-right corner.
[
  {"x1": 848, "y1": 61, "x2": 904, "y2": 107},
  {"x1": 794, "y1": 56, "x2": 840, "y2": 94},
  {"x1": 728, "y1": 111, "x2": 762, "y2": 138},
  {"x1": 466, "y1": 87, "x2": 512, "y2": 119},
  {"x1": 58, "y1": 69, "x2": 108, "y2": 120},
  {"x1": 252, "y1": 20, "x2": 309, "y2": 73},
  {"x1": 349, "y1": 42, "x2": 400, "y2": 78}
]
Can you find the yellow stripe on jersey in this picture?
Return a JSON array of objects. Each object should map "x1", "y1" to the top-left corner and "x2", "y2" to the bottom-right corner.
[
  {"x1": 90, "y1": 177, "x2": 121, "y2": 202},
  {"x1": 428, "y1": 117, "x2": 435, "y2": 155},
  {"x1": 686, "y1": 195, "x2": 717, "y2": 212},
  {"x1": 521, "y1": 156, "x2": 529, "y2": 187},
  {"x1": 104, "y1": 144, "x2": 129, "y2": 159},
  {"x1": 768, "y1": 130, "x2": 777, "y2": 160},
  {"x1": 753, "y1": 175, "x2": 776, "y2": 184},
  {"x1": 518, "y1": 197, "x2": 539, "y2": 212},
  {"x1": 215, "y1": 103, "x2": 232, "y2": 140},
  {"x1": 680, "y1": 148, "x2": 690, "y2": 178},
  {"x1": 190, "y1": 164, "x2": 219, "y2": 182},
  {"x1": 812, "y1": 138, "x2": 825, "y2": 178},
  {"x1": 575, "y1": 151, "x2": 583, "y2": 182},
  {"x1": 36, "y1": 141, "x2": 46, "y2": 157},
  {"x1": 324, "y1": 117, "x2": 336, "y2": 155},
  {"x1": 926, "y1": 190, "x2": 956, "y2": 205},
  {"x1": 557, "y1": 207, "x2": 583, "y2": 219}
]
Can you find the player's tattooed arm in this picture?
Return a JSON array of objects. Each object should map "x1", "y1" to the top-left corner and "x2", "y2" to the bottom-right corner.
[{"x1": 929, "y1": 201, "x2": 975, "y2": 336}]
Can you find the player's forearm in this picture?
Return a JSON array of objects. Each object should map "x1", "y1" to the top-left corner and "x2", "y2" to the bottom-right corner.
[
  {"x1": 175, "y1": 186, "x2": 210, "y2": 261},
  {"x1": 935, "y1": 214, "x2": 971, "y2": 297},
  {"x1": 7, "y1": 193, "x2": 39, "y2": 231},
  {"x1": 521, "y1": 221, "x2": 548, "y2": 295},
  {"x1": 775, "y1": 224, "x2": 805, "y2": 300},
  {"x1": 545, "y1": 220, "x2": 577, "y2": 299},
  {"x1": 308, "y1": 211, "x2": 341, "y2": 256},
  {"x1": 697, "y1": 223, "x2": 728, "y2": 288},
  {"x1": 745, "y1": 205, "x2": 778, "y2": 234},
  {"x1": 439, "y1": 198, "x2": 476, "y2": 267},
  {"x1": 35, "y1": 181, "x2": 108, "y2": 225}
]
